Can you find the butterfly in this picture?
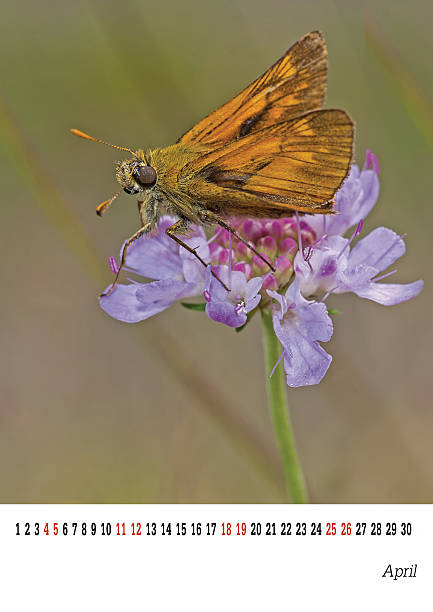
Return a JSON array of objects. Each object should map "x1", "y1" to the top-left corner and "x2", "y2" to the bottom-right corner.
[{"x1": 72, "y1": 30, "x2": 354, "y2": 295}]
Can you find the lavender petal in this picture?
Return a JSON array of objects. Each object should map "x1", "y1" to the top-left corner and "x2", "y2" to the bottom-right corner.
[
  {"x1": 273, "y1": 315, "x2": 332, "y2": 387},
  {"x1": 206, "y1": 301, "x2": 246, "y2": 328},
  {"x1": 100, "y1": 283, "x2": 169, "y2": 323},
  {"x1": 349, "y1": 227, "x2": 405, "y2": 271},
  {"x1": 136, "y1": 279, "x2": 198, "y2": 305},
  {"x1": 352, "y1": 279, "x2": 424, "y2": 305}
]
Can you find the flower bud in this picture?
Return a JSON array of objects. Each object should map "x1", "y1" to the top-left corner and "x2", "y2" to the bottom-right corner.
[
  {"x1": 264, "y1": 219, "x2": 283, "y2": 241},
  {"x1": 236, "y1": 241, "x2": 249, "y2": 260},
  {"x1": 257, "y1": 235, "x2": 277, "y2": 259},
  {"x1": 214, "y1": 228, "x2": 231, "y2": 248},
  {"x1": 251, "y1": 254, "x2": 269, "y2": 276},
  {"x1": 281, "y1": 218, "x2": 298, "y2": 240},
  {"x1": 274, "y1": 255, "x2": 293, "y2": 285},
  {"x1": 241, "y1": 218, "x2": 264, "y2": 242},
  {"x1": 299, "y1": 220, "x2": 316, "y2": 246},
  {"x1": 233, "y1": 262, "x2": 252, "y2": 279},
  {"x1": 262, "y1": 274, "x2": 279, "y2": 291},
  {"x1": 279, "y1": 237, "x2": 297, "y2": 260}
]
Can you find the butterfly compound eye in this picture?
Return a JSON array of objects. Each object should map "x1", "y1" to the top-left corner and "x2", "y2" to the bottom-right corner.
[{"x1": 134, "y1": 165, "x2": 157, "y2": 187}]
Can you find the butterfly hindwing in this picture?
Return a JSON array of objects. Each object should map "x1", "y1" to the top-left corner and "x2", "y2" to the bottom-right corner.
[
  {"x1": 183, "y1": 109, "x2": 354, "y2": 215},
  {"x1": 178, "y1": 31, "x2": 328, "y2": 146}
]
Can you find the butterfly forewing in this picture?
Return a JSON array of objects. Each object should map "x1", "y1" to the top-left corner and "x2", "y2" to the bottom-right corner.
[
  {"x1": 178, "y1": 31, "x2": 328, "y2": 146},
  {"x1": 182, "y1": 109, "x2": 354, "y2": 215}
]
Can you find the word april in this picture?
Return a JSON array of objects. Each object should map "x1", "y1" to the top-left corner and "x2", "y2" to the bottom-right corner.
[{"x1": 382, "y1": 564, "x2": 417, "y2": 580}]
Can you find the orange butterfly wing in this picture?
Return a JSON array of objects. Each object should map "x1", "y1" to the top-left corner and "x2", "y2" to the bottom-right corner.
[
  {"x1": 178, "y1": 31, "x2": 328, "y2": 146},
  {"x1": 182, "y1": 109, "x2": 354, "y2": 214}
]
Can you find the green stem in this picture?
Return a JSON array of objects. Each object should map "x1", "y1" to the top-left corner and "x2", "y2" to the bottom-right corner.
[{"x1": 261, "y1": 309, "x2": 308, "y2": 503}]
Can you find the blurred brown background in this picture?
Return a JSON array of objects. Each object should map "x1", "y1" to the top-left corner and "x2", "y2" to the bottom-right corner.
[{"x1": 0, "y1": 0, "x2": 431, "y2": 503}]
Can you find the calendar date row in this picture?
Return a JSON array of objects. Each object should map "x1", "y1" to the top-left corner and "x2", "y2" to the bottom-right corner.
[{"x1": 15, "y1": 521, "x2": 412, "y2": 537}]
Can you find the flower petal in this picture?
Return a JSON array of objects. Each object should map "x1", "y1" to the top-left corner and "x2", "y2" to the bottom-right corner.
[
  {"x1": 206, "y1": 301, "x2": 246, "y2": 328},
  {"x1": 99, "y1": 282, "x2": 169, "y2": 323},
  {"x1": 136, "y1": 279, "x2": 198, "y2": 305},
  {"x1": 226, "y1": 269, "x2": 248, "y2": 296},
  {"x1": 267, "y1": 289, "x2": 287, "y2": 317},
  {"x1": 335, "y1": 263, "x2": 378, "y2": 293},
  {"x1": 205, "y1": 266, "x2": 230, "y2": 301},
  {"x1": 204, "y1": 266, "x2": 262, "y2": 327},
  {"x1": 245, "y1": 293, "x2": 261, "y2": 313},
  {"x1": 294, "y1": 235, "x2": 347, "y2": 296},
  {"x1": 269, "y1": 278, "x2": 333, "y2": 387},
  {"x1": 205, "y1": 266, "x2": 253, "y2": 300},
  {"x1": 349, "y1": 227, "x2": 405, "y2": 272},
  {"x1": 305, "y1": 162, "x2": 379, "y2": 238},
  {"x1": 180, "y1": 234, "x2": 210, "y2": 285},
  {"x1": 352, "y1": 279, "x2": 424, "y2": 305},
  {"x1": 123, "y1": 216, "x2": 183, "y2": 280},
  {"x1": 273, "y1": 315, "x2": 332, "y2": 387},
  {"x1": 334, "y1": 165, "x2": 379, "y2": 231},
  {"x1": 358, "y1": 168, "x2": 380, "y2": 220},
  {"x1": 245, "y1": 276, "x2": 263, "y2": 300},
  {"x1": 283, "y1": 277, "x2": 333, "y2": 341}
]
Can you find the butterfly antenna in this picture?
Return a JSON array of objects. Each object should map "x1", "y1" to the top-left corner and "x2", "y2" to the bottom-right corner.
[
  {"x1": 71, "y1": 129, "x2": 134, "y2": 154},
  {"x1": 96, "y1": 190, "x2": 122, "y2": 217}
]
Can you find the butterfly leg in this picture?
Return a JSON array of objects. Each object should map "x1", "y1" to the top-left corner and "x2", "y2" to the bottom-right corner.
[
  {"x1": 166, "y1": 219, "x2": 230, "y2": 291},
  {"x1": 200, "y1": 211, "x2": 276, "y2": 272},
  {"x1": 100, "y1": 222, "x2": 152, "y2": 298}
]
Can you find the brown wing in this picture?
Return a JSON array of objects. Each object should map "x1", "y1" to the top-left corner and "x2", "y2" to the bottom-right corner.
[
  {"x1": 182, "y1": 109, "x2": 354, "y2": 215},
  {"x1": 178, "y1": 31, "x2": 328, "y2": 146}
]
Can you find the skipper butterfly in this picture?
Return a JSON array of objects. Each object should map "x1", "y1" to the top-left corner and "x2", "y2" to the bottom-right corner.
[{"x1": 73, "y1": 31, "x2": 354, "y2": 295}]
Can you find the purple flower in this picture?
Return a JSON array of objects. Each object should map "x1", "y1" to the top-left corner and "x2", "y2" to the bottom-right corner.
[
  {"x1": 307, "y1": 158, "x2": 380, "y2": 239},
  {"x1": 203, "y1": 266, "x2": 263, "y2": 328},
  {"x1": 268, "y1": 278, "x2": 333, "y2": 387},
  {"x1": 98, "y1": 150, "x2": 423, "y2": 388},
  {"x1": 294, "y1": 234, "x2": 345, "y2": 297},
  {"x1": 100, "y1": 216, "x2": 209, "y2": 322},
  {"x1": 295, "y1": 227, "x2": 423, "y2": 306},
  {"x1": 335, "y1": 227, "x2": 423, "y2": 304}
]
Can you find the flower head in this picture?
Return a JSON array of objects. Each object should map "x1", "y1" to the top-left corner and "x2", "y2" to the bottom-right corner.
[
  {"x1": 294, "y1": 220, "x2": 423, "y2": 306},
  {"x1": 203, "y1": 265, "x2": 262, "y2": 328},
  {"x1": 99, "y1": 151, "x2": 423, "y2": 387},
  {"x1": 268, "y1": 278, "x2": 333, "y2": 387}
]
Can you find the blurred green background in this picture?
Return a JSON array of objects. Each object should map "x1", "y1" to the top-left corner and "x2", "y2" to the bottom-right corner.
[{"x1": 0, "y1": 0, "x2": 431, "y2": 503}]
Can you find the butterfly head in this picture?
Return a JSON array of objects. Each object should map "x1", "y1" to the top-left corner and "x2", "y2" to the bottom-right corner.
[
  {"x1": 115, "y1": 154, "x2": 157, "y2": 196},
  {"x1": 71, "y1": 129, "x2": 158, "y2": 216}
]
